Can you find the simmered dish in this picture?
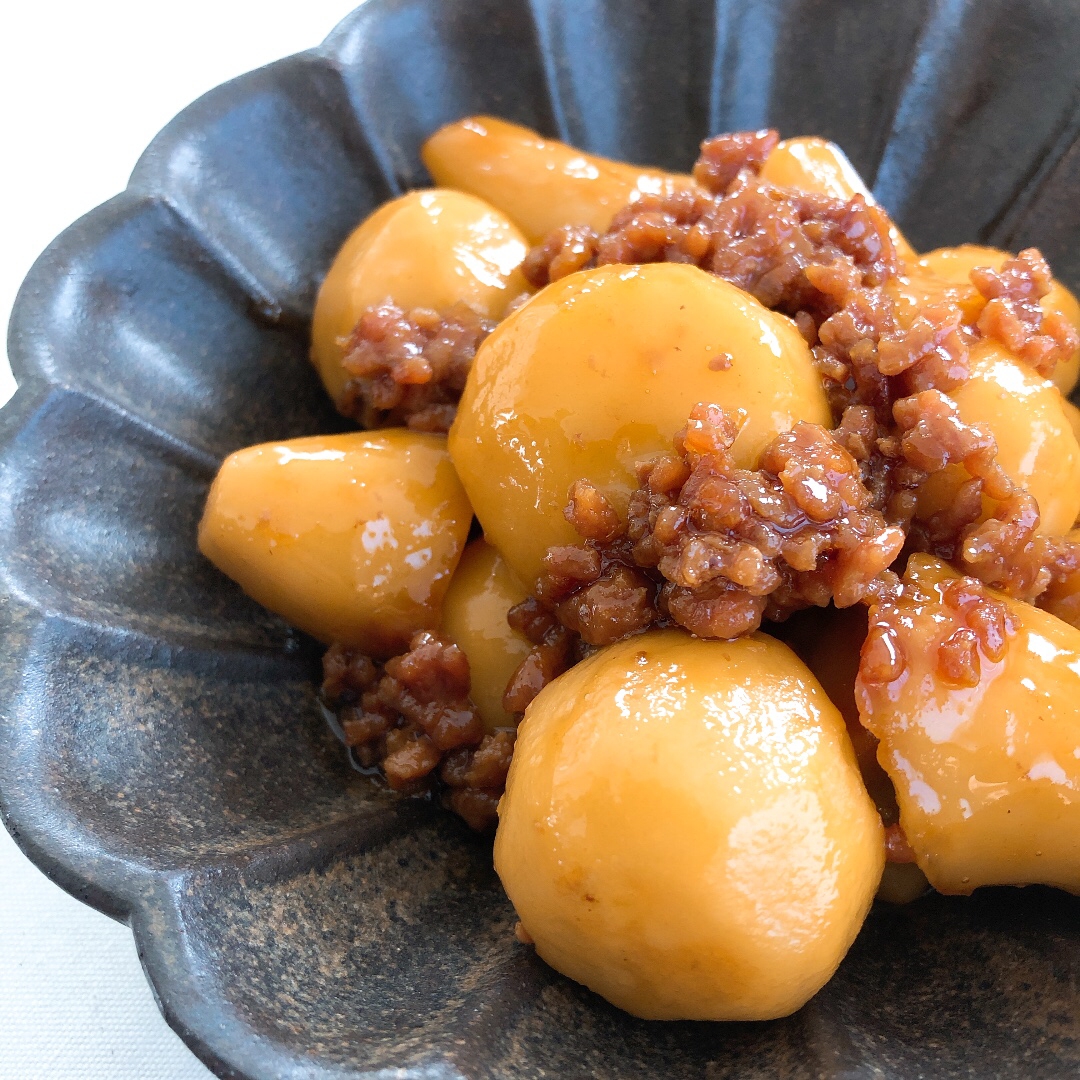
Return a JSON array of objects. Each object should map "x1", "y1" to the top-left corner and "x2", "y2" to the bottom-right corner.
[{"x1": 198, "y1": 117, "x2": 1080, "y2": 1021}]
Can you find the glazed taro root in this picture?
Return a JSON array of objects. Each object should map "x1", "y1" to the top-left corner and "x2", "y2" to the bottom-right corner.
[
  {"x1": 857, "y1": 555, "x2": 1080, "y2": 895},
  {"x1": 422, "y1": 115, "x2": 697, "y2": 241},
  {"x1": 198, "y1": 116, "x2": 1080, "y2": 1023},
  {"x1": 496, "y1": 630, "x2": 883, "y2": 1021},
  {"x1": 449, "y1": 261, "x2": 832, "y2": 589},
  {"x1": 438, "y1": 538, "x2": 533, "y2": 730},
  {"x1": 198, "y1": 431, "x2": 471, "y2": 655}
]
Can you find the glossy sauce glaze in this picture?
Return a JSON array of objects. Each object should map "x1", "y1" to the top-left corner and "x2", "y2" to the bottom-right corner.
[{"x1": 439, "y1": 538, "x2": 532, "y2": 731}]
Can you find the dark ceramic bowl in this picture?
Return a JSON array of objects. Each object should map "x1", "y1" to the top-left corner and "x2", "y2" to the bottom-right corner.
[{"x1": 4, "y1": 1, "x2": 1080, "y2": 1076}]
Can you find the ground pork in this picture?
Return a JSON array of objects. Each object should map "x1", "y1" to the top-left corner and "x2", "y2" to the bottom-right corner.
[
  {"x1": 322, "y1": 633, "x2": 511, "y2": 831},
  {"x1": 862, "y1": 571, "x2": 1017, "y2": 692},
  {"x1": 336, "y1": 301, "x2": 493, "y2": 432},
  {"x1": 973, "y1": 249, "x2": 1079, "y2": 378},
  {"x1": 533, "y1": 404, "x2": 905, "y2": 644}
]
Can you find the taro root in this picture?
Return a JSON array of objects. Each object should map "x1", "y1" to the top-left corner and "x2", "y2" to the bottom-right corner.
[
  {"x1": 422, "y1": 115, "x2": 696, "y2": 242},
  {"x1": 199, "y1": 431, "x2": 471, "y2": 655},
  {"x1": 311, "y1": 188, "x2": 527, "y2": 407},
  {"x1": 857, "y1": 554, "x2": 1080, "y2": 896},
  {"x1": 496, "y1": 628, "x2": 883, "y2": 1020},
  {"x1": 449, "y1": 262, "x2": 830, "y2": 591}
]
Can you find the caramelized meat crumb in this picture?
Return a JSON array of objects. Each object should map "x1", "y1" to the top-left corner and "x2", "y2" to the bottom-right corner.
[
  {"x1": 972, "y1": 249, "x2": 1079, "y2": 378},
  {"x1": 862, "y1": 566, "x2": 1018, "y2": 696},
  {"x1": 337, "y1": 301, "x2": 493, "y2": 432},
  {"x1": 539, "y1": 550, "x2": 659, "y2": 645},
  {"x1": 522, "y1": 225, "x2": 598, "y2": 289},
  {"x1": 440, "y1": 729, "x2": 516, "y2": 831},
  {"x1": 531, "y1": 403, "x2": 905, "y2": 646},
  {"x1": 322, "y1": 634, "x2": 512, "y2": 831},
  {"x1": 691, "y1": 128, "x2": 780, "y2": 195},
  {"x1": 860, "y1": 622, "x2": 906, "y2": 684},
  {"x1": 565, "y1": 478, "x2": 626, "y2": 544},
  {"x1": 501, "y1": 597, "x2": 580, "y2": 714}
]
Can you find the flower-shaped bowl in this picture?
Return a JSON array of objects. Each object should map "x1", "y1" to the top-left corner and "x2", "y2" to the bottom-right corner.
[{"x1": 4, "y1": 1, "x2": 1080, "y2": 1076}]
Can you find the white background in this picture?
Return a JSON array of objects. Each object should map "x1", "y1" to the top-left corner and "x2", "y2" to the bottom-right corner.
[{"x1": 1, "y1": 3, "x2": 362, "y2": 1076}]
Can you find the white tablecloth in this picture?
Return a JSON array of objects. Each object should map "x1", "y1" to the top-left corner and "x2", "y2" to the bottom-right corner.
[{"x1": 0, "y1": 3, "x2": 359, "y2": 1075}]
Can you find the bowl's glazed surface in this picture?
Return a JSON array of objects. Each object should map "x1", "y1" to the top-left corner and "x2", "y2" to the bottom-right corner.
[{"x1": 4, "y1": 1, "x2": 1080, "y2": 1076}]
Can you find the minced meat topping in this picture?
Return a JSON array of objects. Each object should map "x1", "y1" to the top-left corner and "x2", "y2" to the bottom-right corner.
[
  {"x1": 322, "y1": 633, "x2": 512, "y2": 830},
  {"x1": 535, "y1": 404, "x2": 905, "y2": 644},
  {"x1": 861, "y1": 571, "x2": 1017, "y2": 693},
  {"x1": 336, "y1": 301, "x2": 493, "y2": 432},
  {"x1": 972, "y1": 250, "x2": 1078, "y2": 378}
]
